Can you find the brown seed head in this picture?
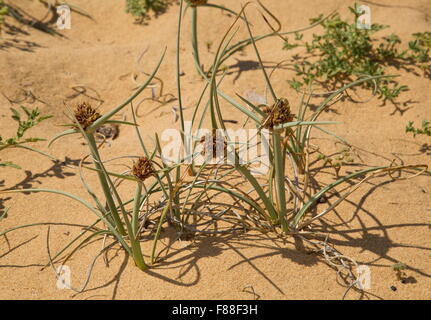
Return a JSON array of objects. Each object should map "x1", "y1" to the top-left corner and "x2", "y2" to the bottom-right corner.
[
  {"x1": 186, "y1": 0, "x2": 208, "y2": 7},
  {"x1": 132, "y1": 157, "x2": 155, "y2": 182},
  {"x1": 74, "y1": 102, "x2": 101, "y2": 130},
  {"x1": 262, "y1": 98, "x2": 294, "y2": 130}
]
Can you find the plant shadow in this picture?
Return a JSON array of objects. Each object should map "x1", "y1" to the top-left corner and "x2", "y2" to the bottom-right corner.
[
  {"x1": 2, "y1": 161, "x2": 429, "y2": 300},
  {"x1": 0, "y1": 157, "x2": 88, "y2": 216},
  {"x1": 0, "y1": 1, "x2": 92, "y2": 52}
]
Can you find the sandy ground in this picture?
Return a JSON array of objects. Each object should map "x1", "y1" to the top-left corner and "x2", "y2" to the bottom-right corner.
[{"x1": 0, "y1": 0, "x2": 430, "y2": 299}]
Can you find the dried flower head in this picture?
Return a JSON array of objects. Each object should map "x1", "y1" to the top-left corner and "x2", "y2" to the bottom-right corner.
[
  {"x1": 186, "y1": 0, "x2": 208, "y2": 7},
  {"x1": 74, "y1": 102, "x2": 101, "y2": 130},
  {"x1": 262, "y1": 98, "x2": 294, "y2": 130},
  {"x1": 132, "y1": 157, "x2": 155, "y2": 181}
]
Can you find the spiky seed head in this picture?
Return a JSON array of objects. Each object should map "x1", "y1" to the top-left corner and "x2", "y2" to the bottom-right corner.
[
  {"x1": 262, "y1": 98, "x2": 294, "y2": 130},
  {"x1": 132, "y1": 157, "x2": 154, "y2": 182},
  {"x1": 74, "y1": 102, "x2": 101, "y2": 130}
]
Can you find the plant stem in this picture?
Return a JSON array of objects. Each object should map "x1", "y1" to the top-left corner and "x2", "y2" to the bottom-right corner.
[
  {"x1": 151, "y1": 202, "x2": 171, "y2": 265},
  {"x1": 130, "y1": 181, "x2": 147, "y2": 271},
  {"x1": 273, "y1": 131, "x2": 288, "y2": 232},
  {"x1": 132, "y1": 182, "x2": 142, "y2": 238},
  {"x1": 291, "y1": 165, "x2": 389, "y2": 228},
  {"x1": 86, "y1": 134, "x2": 126, "y2": 235},
  {"x1": 191, "y1": 7, "x2": 203, "y2": 75}
]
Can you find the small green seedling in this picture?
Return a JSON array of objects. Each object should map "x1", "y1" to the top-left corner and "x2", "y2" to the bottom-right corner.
[
  {"x1": 0, "y1": 0, "x2": 8, "y2": 35},
  {"x1": 0, "y1": 106, "x2": 53, "y2": 169},
  {"x1": 408, "y1": 32, "x2": 431, "y2": 77},
  {"x1": 125, "y1": 0, "x2": 168, "y2": 23},
  {"x1": 406, "y1": 120, "x2": 431, "y2": 137},
  {"x1": 317, "y1": 147, "x2": 355, "y2": 176},
  {"x1": 392, "y1": 262, "x2": 407, "y2": 282}
]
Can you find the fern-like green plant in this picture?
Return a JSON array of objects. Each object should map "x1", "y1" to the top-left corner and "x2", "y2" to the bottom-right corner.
[
  {"x1": 407, "y1": 32, "x2": 431, "y2": 77},
  {"x1": 406, "y1": 120, "x2": 431, "y2": 137},
  {"x1": 0, "y1": 106, "x2": 53, "y2": 169},
  {"x1": 282, "y1": 5, "x2": 431, "y2": 103},
  {"x1": 125, "y1": 0, "x2": 168, "y2": 23},
  {"x1": 0, "y1": 0, "x2": 8, "y2": 35}
]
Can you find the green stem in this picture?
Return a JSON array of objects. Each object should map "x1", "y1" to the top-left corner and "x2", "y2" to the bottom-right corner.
[
  {"x1": 177, "y1": 0, "x2": 186, "y2": 140},
  {"x1": 243, "y1": 11, "x2": 277, "y2": 102},
  {"x1": 124, "y1": 182, "x2": 147, "y2": 271},
  {"x1": 130, "y1": 237, "x2": 147, "y2": 271},
  {"x1": 132, "y1": 182, "x2": 142, "y2": 238},
  {"x1": 234, "y1": 160, "x2": 278, "y2": 221},
  {"x1": 291, "y1": 166, "x2": 388, "y2": 228},
  {"x1": 86, "y1": 134, "x2": 126, "y2": 236},
  {"x1": 151, "y1": 202, "x2": 171, "y2": 265},
  {"x1": 273, "y1": 132, "x2": 288, "y2": 232},
  {"x1": 191, "y1": 7, "x2": 203, "y2": 75}
]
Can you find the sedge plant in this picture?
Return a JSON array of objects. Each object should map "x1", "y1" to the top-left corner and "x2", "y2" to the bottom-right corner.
[
  {"x1": 1, "y1": 51, "x2": 172, "y2": 274},
  {"x1": 1, "y1": 2, "x2": 428, "y2": 294},
  {"x1": 180, "y1": 1, "x2": 427, "y2": 236}
]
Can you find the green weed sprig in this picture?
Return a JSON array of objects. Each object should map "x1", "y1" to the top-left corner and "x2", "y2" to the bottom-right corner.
[
  {"x1": 126, "y1": 0, "x2": 168, "y2": 23},
  {"x1": 406, "y1": 120, "x2": 431, "y2": 137},
  {"x1": 0, "y1": 0, "x2": 8, "y2": 35},
  {"x1": 283, "y1": 5, "x2": 430, "y2": 103},
  {"x1": 408, "y1": 32, "x2": 431, "y2": 77},
  {"x1": 0, "y1": 106, "x2": 53, "y2": 169}
]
